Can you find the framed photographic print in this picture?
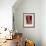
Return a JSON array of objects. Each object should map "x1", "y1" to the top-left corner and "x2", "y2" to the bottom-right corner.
[{"x1": 23, "y1": 13, "x2": 35, "y2": 28}]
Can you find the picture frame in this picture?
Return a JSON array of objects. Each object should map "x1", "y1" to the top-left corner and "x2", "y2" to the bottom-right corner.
[{"x1": 23, "y1": 13, "x2": 35, "y2": 28}]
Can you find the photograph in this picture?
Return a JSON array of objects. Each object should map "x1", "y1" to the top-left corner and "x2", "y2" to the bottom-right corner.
[{"x1": 23, "y1": 13, "x2": 35, "y2": 28}]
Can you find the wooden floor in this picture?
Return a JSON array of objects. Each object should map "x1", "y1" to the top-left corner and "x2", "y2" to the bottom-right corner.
[{"x1": 0, "y1": 39, "x2": 16, "y2": 46}]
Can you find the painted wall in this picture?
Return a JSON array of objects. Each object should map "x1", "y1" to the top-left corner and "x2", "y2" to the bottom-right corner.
[
  {"x1": 0, "y1": 0, "x2": 16, "y2": 29},
  {"x1": 0, "y1": 0, "x2": 17, "y2": 39},
  {"x1": 41, "y1": 0, "x2": 46, "y2": 46},
  {"x1": 13, "y1": 0, "x2": 41, "y2": 46}
]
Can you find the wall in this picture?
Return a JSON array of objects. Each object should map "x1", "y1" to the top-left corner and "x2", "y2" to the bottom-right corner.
[
  {"x1": 41, "y1": 0, "x2": 46, "y2": 46},
  {"x1": 0, "y1": 0, "x2": 16, "y2": 30},
  {"x1": 13, "y1": 0, "x2": 41, "y2": 46},
  {"x1": 0, "y1": 0, "x2": 17, "y2": 38}
]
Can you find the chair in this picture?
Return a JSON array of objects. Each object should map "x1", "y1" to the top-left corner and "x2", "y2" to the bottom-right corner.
[
  {"x1": 25, "y1": 40, "x2": 35, "y2": 46},
  {"x1": 15, "y1": 33, "x2": 23, "y2": 46}
]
